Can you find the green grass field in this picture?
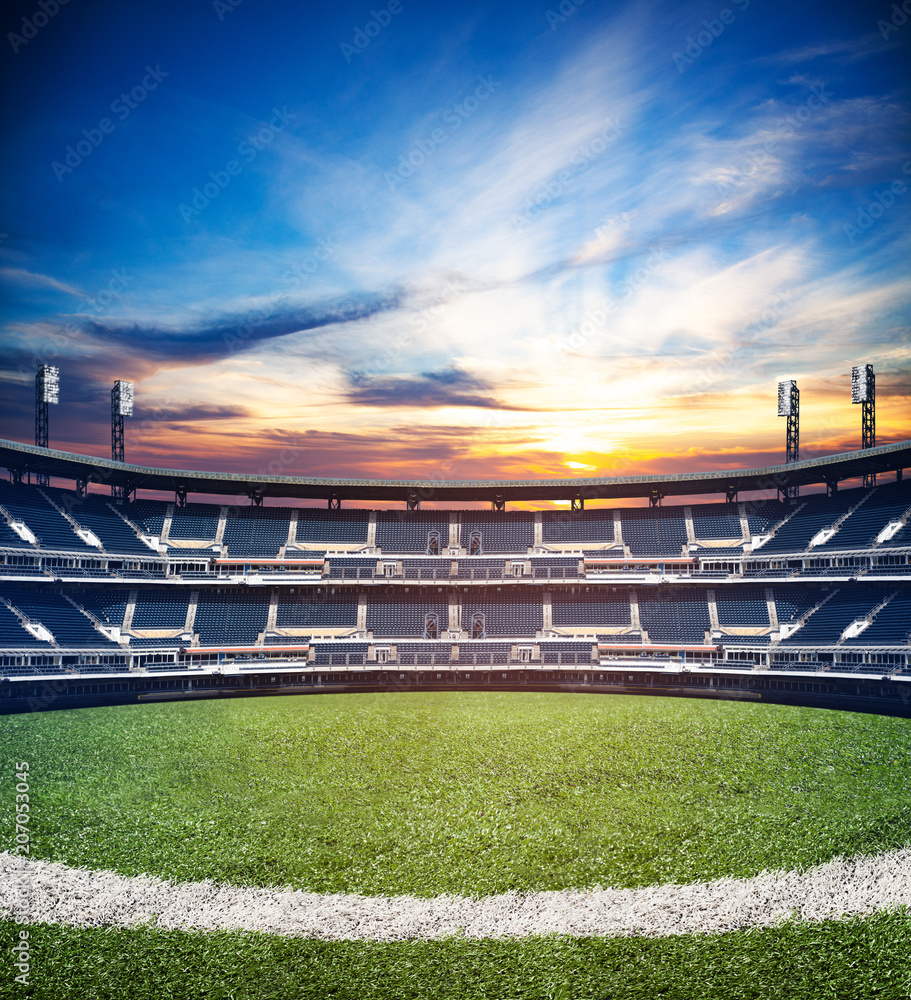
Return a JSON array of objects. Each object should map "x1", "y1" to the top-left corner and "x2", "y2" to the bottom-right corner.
[{"x1": 2, "y1": 691, "x2": 911, "y2": 997}]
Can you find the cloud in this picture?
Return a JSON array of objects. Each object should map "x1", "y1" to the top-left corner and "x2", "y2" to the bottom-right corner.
[
  {"x1": 138, "y1": 403, "x2": 253, "y2": 422},
  {"x1": 79, "y1": 290, "x2": 405, "y2": 365},
  {"x1": 345, "y1": 366, "x2": 509, "y2": 409},
  {"x1": 0, "y1": 267, "x2": 84, "y2": 298},
  {"x1": 757, "y1": 36, "x2": 885, "y2": 66},
  {"x1": 572, "y1": 212, "x2": 638, "y2": 265}
]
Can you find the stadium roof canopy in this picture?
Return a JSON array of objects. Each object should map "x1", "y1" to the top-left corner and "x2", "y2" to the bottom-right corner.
[{"x1": 1, "y1": 437, "x2": 908, "y2": 506}]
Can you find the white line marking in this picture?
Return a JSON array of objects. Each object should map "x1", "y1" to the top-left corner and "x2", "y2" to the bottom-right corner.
[{"x1": 2, "y1": 850, "x2": 910, "y2": 941}]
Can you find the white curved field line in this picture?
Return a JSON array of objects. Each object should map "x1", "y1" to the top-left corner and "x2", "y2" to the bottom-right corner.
[{"x1": 2, "y1": 850, "x2": 910, "y2": 941}]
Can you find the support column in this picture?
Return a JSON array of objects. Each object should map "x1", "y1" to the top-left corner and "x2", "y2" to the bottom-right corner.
[
  {"x1": 449, "y1": 512, "x2": 461, "y2": 551},
  {"x1": 765, "y1": 587, "x2": 779, "y2": 631},
  {"x1": 448, "y1": 592, "x2": 461, "y2": 637},
  {"x1": 185, "y1": 591, "x2": 199, "y2": 634},
  {"x1": 738, "y1": 504, "x2": 751, "y2": 544},
  {"x1": 35, "y1": 366, "x2": 58, "y2": 487},
  {"x1": 707, "y1": 589, "x2": 719, "y2": 630},
  {"x1": 160, "y1": 504, "x2": 174, "y2": 544},
  {"x1": 266, "y1": 590, "x2": 278, "y2": 632},
  {"x1": 215, "y1": 507, "x2": 228, "y2": 546},
  {"x1": 286, "y1": 509, "x2": 299, "y2": 547},
  {"x1": 110, "y1": 380, "x2": 133, "y2": 502},
  {"x1": 122, "y1": 590, "x2": 138, "y2": 633},
  {"x1": 862, "y1": 376, "x2": 876, "y2": 487},
  {"x1": 629, "y1": 590, "x2": 640, "y2": 629},
  {"x1": 778, "y1": 380, "x2": 799, "y2": 501}
]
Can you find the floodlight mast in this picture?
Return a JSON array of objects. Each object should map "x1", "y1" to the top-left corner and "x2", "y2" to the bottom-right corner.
[
  {"x1": 777, "y1": 380, "x2": 799, "y2": 501},
  {"x1": 111, "y1": 380, "x2": 134, "y2": 503},
  {"x1": 35, "y1": 366, "x2": 59, "y2": 486},
  {"x1": 852, "y1": 364, "x2": 876, "y2": 488}
]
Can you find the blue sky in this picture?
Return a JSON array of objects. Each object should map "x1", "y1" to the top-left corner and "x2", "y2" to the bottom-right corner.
[{"x1": 0, "y1": 0, "x2": 908, "y2": 490}]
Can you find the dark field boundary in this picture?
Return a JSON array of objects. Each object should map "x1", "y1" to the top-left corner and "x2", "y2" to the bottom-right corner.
[{"x1": 3, "y1": 668, "x2": 910, "y2": 718}]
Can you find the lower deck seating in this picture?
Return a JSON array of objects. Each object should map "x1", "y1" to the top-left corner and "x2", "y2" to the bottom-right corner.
[
  {"x1": 2, "y1": 587, "x2": 116, "y2": 647},
  {"x1": 0, "y1": 601, "x2": 53, "y2": 648},
  {"x1": 311, "y1": 643, "x2": 369, "y2": 665},
  {"x1": 275, "y1": 591, "x2": 359, "y2": 629},
  {"x1": 843, "y1": 592, "x2": 911, "y2": 645},
  {"x1": 638, "y1": 590, "x2": 711, "y2": 643},
  {"x1": 194, "y1": 592, "x2": 270, "y2": 645},
  {"x1": 540, "y1": 641, "x2": 597, "y2": 664},
  {"x1": 779, "y1": 588, "x2": 887, "y2": 645},
  {"x1": 367, "y1": 595, "x2": 451, "y2": 637},
  {"x1": 552, "y1": 591, "x2": 630, "y2": 627}
]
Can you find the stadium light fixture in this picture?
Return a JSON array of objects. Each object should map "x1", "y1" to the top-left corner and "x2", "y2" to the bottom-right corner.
[
  {"x1": 851, "y1": 364, "x2": 875, "y2": 487},
  {"x1": 111, "y1": 380, "x2": 134, "y2": 503},
  {"x1": 777, "y1": 380, "x2": 799, "y2": 501},
  {"x1": 851, "y1": 364, "x2": 872, "y2": 404},
  {"x1": 34, "y1": 366, "x2": 59, "y2": 486},
  {"x1": 112, "y1": 379, "x2": 134, "y2": 417},
  {"x1": 777, "y1": 380, "x2": 795, "y2": 418},
  {"x1": 37, "y1": 365, "x2": 59, "y2": 405}
]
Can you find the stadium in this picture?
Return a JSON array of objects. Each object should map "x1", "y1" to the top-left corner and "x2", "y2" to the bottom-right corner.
[
  {"x1": 1, "y1": 414, "x2": 911, "y2": 997},
  {"x1": 0, "y1": 433, "x2": 910, "y2": 715},
  {"x1": 2, "y1": 0, "x2": 911, "y2": 995}
]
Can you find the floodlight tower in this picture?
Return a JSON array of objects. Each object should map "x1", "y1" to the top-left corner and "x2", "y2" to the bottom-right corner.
[
  {"x1": 851, "y1": 364, "x2": 875, "y2": 488},
  {"x1": 35, "y1": 366, "x2": 59, "y2": 486},
  {"x1": 777, "y1": 379, "x2": 799, "y2": 501},
  {"x1": 111, "y1": 380, "x2": 134, "y2": 502}
]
